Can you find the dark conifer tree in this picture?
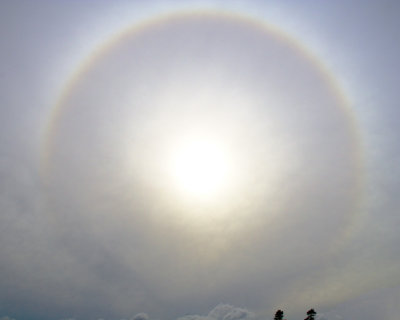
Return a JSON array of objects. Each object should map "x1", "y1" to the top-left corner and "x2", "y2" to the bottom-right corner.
[
  {"x1": 304, "y1": 308, "x2": 316, "y2": 320},
  {"x1": 274, "y1": 309, "x2": 284, "y2": 320}
]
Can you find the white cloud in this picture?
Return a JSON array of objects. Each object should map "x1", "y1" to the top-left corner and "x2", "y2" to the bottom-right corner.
[
  {"x1": 133, "y1": 313, "x2": 149, "y2": 320},
  {"x1": 178, "y1": 304, "x2": 254, "y2": 320}
]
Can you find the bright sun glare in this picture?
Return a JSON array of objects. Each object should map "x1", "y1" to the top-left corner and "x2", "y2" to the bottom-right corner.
[{"x1": 170, "y1": 139, "x2": 231, "y2": 199}]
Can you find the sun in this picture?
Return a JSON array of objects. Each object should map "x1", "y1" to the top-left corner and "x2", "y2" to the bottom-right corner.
[{"x1": 169, "y1": 138, "x2": 231, "y2": 199}]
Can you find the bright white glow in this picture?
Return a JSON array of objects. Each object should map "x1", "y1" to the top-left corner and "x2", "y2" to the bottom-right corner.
[{"x1": 170, "y1": 138, "x2": 231, "y2": 199}]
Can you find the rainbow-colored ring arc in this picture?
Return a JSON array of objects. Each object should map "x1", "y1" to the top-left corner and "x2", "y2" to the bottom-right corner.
[{"x1": 40, "y1": 9, "x2": 365, "y2": 248}]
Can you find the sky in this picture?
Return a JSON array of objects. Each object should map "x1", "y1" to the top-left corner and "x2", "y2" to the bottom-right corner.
[{"x1": 1, "y1": 1, "x2": 399, "y2": 320}]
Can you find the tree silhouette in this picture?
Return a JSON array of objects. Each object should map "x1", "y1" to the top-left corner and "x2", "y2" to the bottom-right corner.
[
  {"x1": 304, "y1": 309, "x2": 316, "y2": 320},
  {"x1": 274, "y1": 309, "x2": 284, "y2": 320}
]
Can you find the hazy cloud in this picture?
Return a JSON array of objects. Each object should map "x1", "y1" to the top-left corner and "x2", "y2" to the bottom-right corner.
[
  {"x1": 1, "y1": 1, "x2": 399, "y2": 320},
  {"x1": 0, "y1": 317, "x2": 17, "y2": 320}
]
